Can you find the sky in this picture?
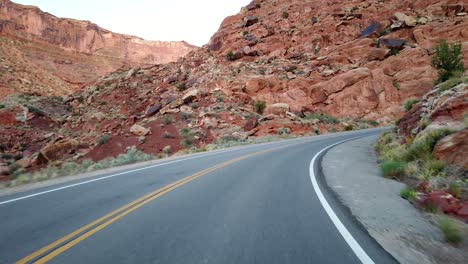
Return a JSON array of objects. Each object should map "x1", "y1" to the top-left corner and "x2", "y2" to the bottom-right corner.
[{"x1": 12, "y1": 0, "x2": 251, "y2": 46}]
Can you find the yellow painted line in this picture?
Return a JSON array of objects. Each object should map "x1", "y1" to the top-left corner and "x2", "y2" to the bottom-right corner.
[{"x1": 17, "y1": 146, "x2": 282, "y2": 264}]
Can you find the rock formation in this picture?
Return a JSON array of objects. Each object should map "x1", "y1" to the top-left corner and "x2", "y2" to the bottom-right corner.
[{"x1": 0, "y1": 0, "x2": 196, "y2": 98}]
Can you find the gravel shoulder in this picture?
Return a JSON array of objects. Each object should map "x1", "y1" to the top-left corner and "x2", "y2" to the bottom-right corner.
[{"x1": 322, "y1": 135, "x2": 467, "y2": 264}]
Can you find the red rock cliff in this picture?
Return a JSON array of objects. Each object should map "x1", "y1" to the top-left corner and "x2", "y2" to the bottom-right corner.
[{"x1": 0, "y1": 0, "x2": 196, "y2": 98}]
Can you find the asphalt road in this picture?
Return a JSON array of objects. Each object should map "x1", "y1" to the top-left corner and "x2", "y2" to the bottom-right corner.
[{"x1": 0, "y1": 128, "x2": 397, "y2": 264}]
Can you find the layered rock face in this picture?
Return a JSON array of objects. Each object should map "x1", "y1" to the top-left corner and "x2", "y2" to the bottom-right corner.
[
  {"x1": 0, "y1": 0, "x2": 195, "y2": 98},
  {"x1": 206, "y1": 0, "x2": 468, "y2": 121}
]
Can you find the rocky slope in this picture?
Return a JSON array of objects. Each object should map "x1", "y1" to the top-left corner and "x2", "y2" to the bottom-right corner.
[
  {"x1": 0, "y1": 0, "x2": 195, "y2": 98},
  {"x1": 378, "y1": 76, "x2": 467, "y2": 221},
  {"x1": 0, "y1": 0, "x2": 467, "y2": 181}
]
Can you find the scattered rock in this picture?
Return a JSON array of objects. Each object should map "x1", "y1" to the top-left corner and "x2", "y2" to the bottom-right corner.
[
  {"x1": 37, "y1": 138, "x2": 79, "y2": 164},
  {"x1": 394, "y1": 13, "x2": 417, "y2": 27},
  {"x1": 91, "y1": 112, "x2": 106, "y2": 121},
  {"x1": 130, "y1": 124, "x2": 150, "y2": 136},
  {"x1": 418, "y1": 190, "x2": 459, "y2": 214},
  {"x1": 359, "y1": 22, "x2": 381, "y2": 38},
  {"x1": 243, "y1": 46, "x2": 258, "y2": 56},
  {"x1": 146, "y1": 103, "x2": 162, "y2": 117},
  {"x1": 264, "y1": 103, "x2": 290, "y2": 116},
  {"x1": 368, "y1": 48, "x2": 389, "y2": 61},
  {"x1": 243, "y1": 16, "x2": 259, "y2": 27},
  {"x1": 311, "y1": 16, "x2": 318, "y2": 24},
  {"x1": 182, "y1": 89, "x2": 199, "y2": 103},
  {"x1": 243, "y1": 116, "x2": 258, "y2": 131}
]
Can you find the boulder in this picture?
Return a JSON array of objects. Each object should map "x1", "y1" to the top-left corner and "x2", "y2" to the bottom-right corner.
[
  {"x1": 145, "y1": 103, "x2": 162, "y2": 117},
  {"x1": 130, "y1": 124, "x2": 150, "y2": 136},
  {"x1": 182, "y1": 89, "x2": 199, "y2": 103},
  {"x1": 418, "y1": 190, "x2": 459, "y2": 214},
  {"x1": 368, "y1": 48, "x2": 389, "y2": 61},
  {"x1": 91, "y1": 112, "x2": 106, "y2": 121},
  {"x1": 264, "y1": 103, "x2": 290, "y2": 116},
  {"x1": 37, "y1": 138, "x2": 79, "y2": 164},
  {"x1": 243, "y1": 116, "x2": 258, "y2": 131},
  {"x1": 243, "y1": 46, "x2": 258, "y2": 56},
  {"x1": 394, "y1": 13, "x2": 416, "y2": 27},
  {"x1": 358, "y1": 22, "x2": 381, "y2": 38},
  {"x1": 243, "y1": 16, "x2": 258, "y2": 27},
  {"x1": 433, "y1": 130, "x2": 468, "y2": 169}
]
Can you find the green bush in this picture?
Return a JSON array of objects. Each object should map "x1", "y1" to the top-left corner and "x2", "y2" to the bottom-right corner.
[
  {"x1": 402, "y1": 141, "x2": 432, "y2": 162},
  {"x1": 305, "y1": 113, "x2": 339, "y2": 124},
  {"x1": 180, "y1": 112, "x2": 192, "y2": 121},
  {"x1": 282, "y1": 11, "x2": 289, "y2": 19},
  {"x1": 438, "y1": 76, "x2": 468, "y2": 94},
  {"x1": 438, "y1": 217, "x2": 463, "y2": 244},
  {"x1": 404, "y1": 99, "x2": 419, "y2": 111},
  {"x1": 392, "y1": 80, "x2": 401, "y2": 90},
  {"x1": 278, "y1": 127, "x2": 291, "y2": 135},
  {"x1": 344, "y1": 125, "x2": 354, "y2": 131},
  {"x1": 98, "y1": 134, "x2": 110, "y2": 145},
  {"x1": 161, "y1": 115, "x2": 175, "y2": 126},
  {"x1": 380, "y1": 160, "x2": 406, "y2": 178},
  {"x1": 400, "y1": 187, "x2": 417, "y2": 202},
  {"x1": 431, "y1": 40, "x2": 464, "y2": 82},
  {"x1": 225, "y1": 51, "x2": 235, "y2": 61},
  {"x1": 180, "y1": 128, "x2": 195, "y2": 148},
  {"x1": 254, "y1": 100, "x2": 266, "y2": 114}
]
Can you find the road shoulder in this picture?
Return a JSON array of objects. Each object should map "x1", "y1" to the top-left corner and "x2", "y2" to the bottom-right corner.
[{"x1": 322, "y1": 135, "x2": 467, "y2": 264}]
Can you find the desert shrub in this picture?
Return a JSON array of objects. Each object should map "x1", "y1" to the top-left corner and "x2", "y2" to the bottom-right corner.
[
  {"x1": 282, "y1": 11, "x2": 289, "y2": 19},
  {"x1": 278, "y1": 127, "x2": 291, "y2": 135},
  {"x1": 404, "y1": 99, "x2": 419, "y2": 111},
  {"x1": 449, "y1": 182, "x2": 462, "y2": 198},
  {"x1": 225, "y1": 51, "x2": 235, "y2": 61},
  {"x1": 97, "y1": 134, "x2": 110, "y2": 145},
  {"x1": 175, "y1": 82, "x2": 186, "y2": 91},
  {"x1": 162, "y1": 145, "x2": 172, "y2": 154},
  {"x1": 180, "y1": 128, "x2": 195, "y2": 148},
  {"x1": 180, "y1": 112, "x2": 192, "y2": 121},
  {"x1": 425, "y1": 129, "x2": 453, "y2": 150},
  {"x1": 344, "y1": 125, "x2": 354, "y2": 131},
  {"x1": 425, "y1": 159, "x2": 446, "y2": 174},
  {"x1": 392, "y1": 80, "x2": 401, "y2": 90},
  {"x1": 161, "y1": 115, "x2": 175, "y2": 126},
  {"x1": 402, "y1": 141, "x2": 432, "y2": 162},
  {"x1": 215, "y1": 135, "x2": 245, "y2": 148},
  {"x1": 400, "y1": 187, "x2": 417, "y2": 202},
  {"x1": 305, "y1": 113, "x2": 339, "y2": 124},
  {"x1": 254, "y1": 100, "x2": 266, "y2": 114},
  {"x1": 437, "y1": 76, "x2": 468, "y2": 94},
  {"x1": 380, "y1": 160, "x2": 406, "y2": 178},
  {"x1": 431, "y1": 40, "x2": 464, "y2": 82},
  {"x1": 108, "y1": 146, "x2": 153, "y2": 166},
  {"x1": 438, "y1": 217, "x2": 463, "y2": 244},
  {"x1": 0, "y1": 104, "x2": 5, "y2": 109}
]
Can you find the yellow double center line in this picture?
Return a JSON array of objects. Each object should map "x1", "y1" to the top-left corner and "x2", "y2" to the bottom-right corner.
[{"x1": 17, "y1": 146, "x2": 282, "y2": 263}]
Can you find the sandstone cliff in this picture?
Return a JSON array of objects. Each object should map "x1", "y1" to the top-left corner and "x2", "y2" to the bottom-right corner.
[{"x1": 0, "y1": 0, "x2": 195, "y2": 98}]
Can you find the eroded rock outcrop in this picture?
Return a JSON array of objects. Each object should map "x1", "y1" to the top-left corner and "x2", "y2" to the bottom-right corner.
[{"x1": 0, "y1": 0, "x2": 196, "y2": 98}]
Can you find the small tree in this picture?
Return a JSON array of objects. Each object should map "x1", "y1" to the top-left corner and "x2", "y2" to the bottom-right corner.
[
  {"x1": 431, "y1": 40, "x2": 464, "y2": 82},
  {"x1": 254, "y1": 100, "x2": 266, "y2": 114}
]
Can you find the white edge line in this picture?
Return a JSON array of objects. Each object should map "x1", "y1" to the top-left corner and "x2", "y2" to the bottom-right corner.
[
  {"x1": 309, "y1": 136, "x2": 375, "y2": 264},
  {"x1": 0, "y1": 135, "x2": 316, "y2": 205}
]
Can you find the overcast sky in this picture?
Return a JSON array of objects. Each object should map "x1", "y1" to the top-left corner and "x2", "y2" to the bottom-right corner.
[{"x1": 13, "y1": 0, "x2": 250, "y2": 46}]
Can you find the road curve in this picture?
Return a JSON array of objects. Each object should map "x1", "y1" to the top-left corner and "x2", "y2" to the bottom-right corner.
[{"x1": 0, "y1": 128, "x2": 396, "y2": 264}]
